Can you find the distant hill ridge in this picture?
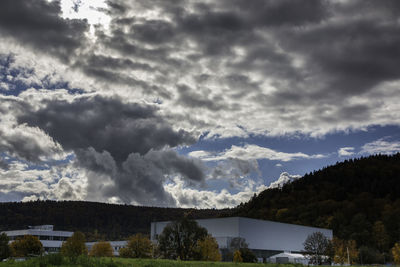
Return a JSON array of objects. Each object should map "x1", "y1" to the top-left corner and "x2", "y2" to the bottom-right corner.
[{"x1": 1, "y1": 153, "x2": 399, "y2": 251}]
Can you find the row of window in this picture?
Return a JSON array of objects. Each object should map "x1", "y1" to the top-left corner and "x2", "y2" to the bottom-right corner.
[{"x1": 8, "y1": 235, "x2": 69, "y2": 241}]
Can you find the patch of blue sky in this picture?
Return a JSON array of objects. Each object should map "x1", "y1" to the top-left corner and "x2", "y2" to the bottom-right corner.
[
  {"x1": 178, "y1": 125, "x2": 400, "y2": 186},
  {"x1": 0, "y1": 54, "x2": 84, "y2": 96}
]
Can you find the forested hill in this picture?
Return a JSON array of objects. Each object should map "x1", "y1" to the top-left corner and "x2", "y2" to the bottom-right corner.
[
  {"x1": 0, "y1": 201, "x2": 232, "y2": 241},
  {"x1": 236, "y1": 153, "x2": 400, "y2": 252}
]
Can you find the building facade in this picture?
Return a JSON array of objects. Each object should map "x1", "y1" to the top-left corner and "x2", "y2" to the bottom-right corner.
[
  {"x1": 2, "y1": 225, "x2": 73, "y2": 253},
  {"x1": 151, "y1": 217, "x2": 333, "y2": 261}
]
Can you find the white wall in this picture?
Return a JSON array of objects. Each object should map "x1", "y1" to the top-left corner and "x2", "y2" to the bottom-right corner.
[
  {"x1": 238, "y1": 217, "x2": 333, "y2": 252},
  {"x1": 150, "y1": 217, "x2": 333, "y2": 252}
]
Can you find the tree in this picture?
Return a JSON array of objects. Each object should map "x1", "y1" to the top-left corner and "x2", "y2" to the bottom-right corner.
[
  {"x1": 373, "y1": 221, "x2": 389, "y2": 252},
  {"x1": 157, "y1": 217, "x2": 208, "y2": 260},
  {"x1": 233, "y1": 250, "x2": 243, "y2": 262},
  {"x1": 124, "y1": 233, "x2": 152, "y2": 258},
  {"x1": 61, "y1": 231, "x2": 87, "y2": 262},
  {"x1": 332, "y1": 237, "x2": 358, "y2": 264},
  {"x1": 303, "y1": 232, "x2": 330, "y2": 265},
  {"x1": 228, "y1": 237, "x2": 256, "y2": 263},
  {"x1": 0, "y1": 233, "x2": 11, "y2": 260},
  {"x1": 392, "y1": 243, "x2": 400, "y2": 264},
  {"x1": 89, "y1": 241, "x2": 113, "y2": 257},
  {"x1": 196, "y1": 235, "x2": 221, "y2": 261},
  {"x1": 10, "y1": 235, "x2": 43, "y2": 257}
]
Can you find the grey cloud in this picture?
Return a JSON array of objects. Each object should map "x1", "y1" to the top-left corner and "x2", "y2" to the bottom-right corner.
[
  {"x1": 228, "y1": 0, "x2": 330, "y2": 27},
  {"x1": 211, "y1": 158, "x2": 260, "y2": 188},
  {"x1": 176, "y1": 84, "x2": 226, "y2": 111},
  {"x1": 130, "y1": 20, "x2": 177, "y2": 44},
  {"x1": 17, "y1": 95, "x2": 195, "y2": 163},
  {"x1": 0, "y1": 0, "x2": 89, "y2": 62}
]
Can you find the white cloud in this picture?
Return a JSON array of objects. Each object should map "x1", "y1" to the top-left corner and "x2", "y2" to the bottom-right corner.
[
  {"x1": 360, "y1": 138, "x2": 400, "y2": 155},
  {"x1": 164, "y1": 177, "x2": 268, "y2": 209},
  {"x1": 268, "y1": 172, "x2": 301, "y2": 189},
  {"x1": 338, "y1": 147, "x2": 355, "y2": 157},
  {"x1": 189, "y1": 144, "x2": 325, "y2": 162}
]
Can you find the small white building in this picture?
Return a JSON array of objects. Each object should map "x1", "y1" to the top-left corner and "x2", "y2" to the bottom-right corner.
[
  {"x1": 268, "y1": 252, "x2": 308, "y2": 264},
  {"x1": 151, "y1": 217, "x2": 333, "y2": 262},
  {"x1": 1, "y1": 225, "x2": 73, "y2": 253}
]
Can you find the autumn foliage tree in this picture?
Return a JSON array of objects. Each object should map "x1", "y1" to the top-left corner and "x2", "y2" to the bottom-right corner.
[
  {"x1": 10, "y1": 235, "x2": 43, "y2": 257},
  {"x1": 61, "y1": 231, "x2": 87, "y2": 262},
  {"x1": 89, "y1": 241, "x2": 113, "y2": 257},
  {"x1": 392, "y1": 243, "x2": 400, "y2": 264},
  {"x1": 120, "y1": 233, "x2": 152, "y2": 258},
  {"x1": 196, "y1": 235, "x2": 221, "y2": 261},
  {"x1": 332, "y1": 237, "x2": 358, "y2": 264},
  {"x1": 233, "y1": 250, "x2": 243, "y2": 262}
]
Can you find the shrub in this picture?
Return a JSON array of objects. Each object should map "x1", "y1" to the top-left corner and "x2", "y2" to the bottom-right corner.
[
  {"x1": 89, "y1": 241, "x2": 114, "y2": 257},
  {"x1": 10, "y1": 235, "x2": 43, "y2": 257}
]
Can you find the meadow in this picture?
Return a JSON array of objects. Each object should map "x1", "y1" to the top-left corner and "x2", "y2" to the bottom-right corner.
[{"x1": 0, "y1": 255, "x2": 303, "y2": 267}]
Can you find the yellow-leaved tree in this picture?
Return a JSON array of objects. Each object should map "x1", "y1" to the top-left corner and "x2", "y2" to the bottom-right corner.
[
  {"x1": 10, "y1": 235, "x2": 43, "y2": 257},
  {"x1": 233, "y1": 250, "x2": 243, "y2": 262},
  {"x1": 196, "y1": 235, "x2": 221, "y2": 261},
  {"x1": 332, "y1": 237, "x2": 358, "y2": 264},
  {"x1": 89, "y1": 241, "x2": 113, "y2": 257},
  {"x1": 392, "y1": 243, "x2": 400, "y2": 264},
  {"x1": 120, "y1": 233, "x2": 152, "y2": 258},
  {"x1": 61, "y1": 231, "x2": 87, "y2": 263}
]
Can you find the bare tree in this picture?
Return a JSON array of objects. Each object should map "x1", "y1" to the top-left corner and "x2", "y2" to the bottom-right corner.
[{"x1": 303, "y1": 232, "x2": 331, "y2": 265}]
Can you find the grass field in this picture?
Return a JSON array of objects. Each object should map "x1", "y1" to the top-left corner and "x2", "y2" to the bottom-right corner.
[{"x1": 0, "y1": 255, "x2": 303, "y2": 267}]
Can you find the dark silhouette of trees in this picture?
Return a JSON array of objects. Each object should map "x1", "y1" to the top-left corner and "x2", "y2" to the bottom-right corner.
[
  {"x1": 157, "y1": 217, "x2": 208, "y2": 260},
  {"x1": 0, "y1": 233, "x2": 11, "y2": 260}
]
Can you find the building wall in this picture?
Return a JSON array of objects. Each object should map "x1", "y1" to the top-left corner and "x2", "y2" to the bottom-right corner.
[
  {"x1": 150, "y1": 217, "x2": 333, "y2": 253},
  {"x1": 238, "y1": 217, "x2": 333, "y2": 252},
  {"x1": 1, "y1": 225, "x2": 73, "y2": 252}
]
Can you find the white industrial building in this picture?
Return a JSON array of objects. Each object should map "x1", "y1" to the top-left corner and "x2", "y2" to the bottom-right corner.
[
  {"x1": 1, "y1": 225, "x2": 73, "y2": 253},
  {"x1": 151, "y1": 217, "x2": 333, "y2": 262},
  {"x1": 2, "y1": 225, "x2": 127, "y2": 256}
]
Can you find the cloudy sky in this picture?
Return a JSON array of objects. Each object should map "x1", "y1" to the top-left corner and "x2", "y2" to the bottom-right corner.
[{"x1": 0, "y1": 0, "x2": 400, "y2": 208}]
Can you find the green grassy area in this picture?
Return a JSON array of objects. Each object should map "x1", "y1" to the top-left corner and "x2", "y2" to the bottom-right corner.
[{"x1": 0, "y1": 255, "x2": 302, "y2": 267}]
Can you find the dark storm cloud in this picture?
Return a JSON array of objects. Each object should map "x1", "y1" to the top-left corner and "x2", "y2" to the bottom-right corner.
[
  {"x1": 228, "y1": 0, "x2": 330, "y2": 27},
  {"x1": 0, "y1": 0, "x2": 89, "y2": 62},
  {"x1": 17, "y1": 95, "x2": 195, "y2": 163},
  {"x1": 14, "y1": 94, "x2": 205, "y2": 206},
  {"x1": 77, "y1": 147, "x2": 204, "y2": 206},
  {"x1": 284, "y1": 17, "x2": 400, "y2": 96}
]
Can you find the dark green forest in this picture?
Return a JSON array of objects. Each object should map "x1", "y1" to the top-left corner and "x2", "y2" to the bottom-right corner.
[{"x1": 1, "y1": 153, "x2": 400, "y2": 256}]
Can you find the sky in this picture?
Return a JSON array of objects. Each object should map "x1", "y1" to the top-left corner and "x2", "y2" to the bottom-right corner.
[{"x1": 0, "y1": 0, "x2": 400, "y2": 208}]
